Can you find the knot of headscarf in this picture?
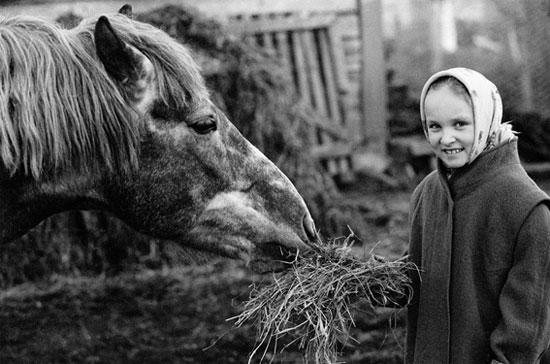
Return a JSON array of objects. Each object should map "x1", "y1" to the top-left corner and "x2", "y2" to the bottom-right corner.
[{"x1": 419, "y1": 67, "x2": 514, "y2": 164}]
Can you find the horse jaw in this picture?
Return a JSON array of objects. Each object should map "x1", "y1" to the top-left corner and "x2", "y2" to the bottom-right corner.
[{"x1": 185, "y1": 189, "x2": 311, "y2": 273}]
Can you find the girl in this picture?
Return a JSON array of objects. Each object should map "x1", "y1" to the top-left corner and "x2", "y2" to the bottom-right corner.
[{"x1": 406, "y1": 67, "x2": 550, "y2": 364}]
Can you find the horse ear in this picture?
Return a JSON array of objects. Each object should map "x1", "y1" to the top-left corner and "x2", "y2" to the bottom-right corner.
[
  {"x1": 118, "y1": 4, "x2": 133, "y2": 18},
  {"x1": 94, "y1": 16, "x2": 155, "y2": 111},
  {"x1": 94, "y1": 16, "x2": 135, "y2": 83}
]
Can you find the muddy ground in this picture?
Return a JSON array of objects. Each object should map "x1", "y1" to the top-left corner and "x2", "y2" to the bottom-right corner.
[
  {"x1": 0, "y1": 262, "x2": 407, "y2": 364},
  {"x1": 1, "y1": 177, "x2": 548, "y2": 364}
]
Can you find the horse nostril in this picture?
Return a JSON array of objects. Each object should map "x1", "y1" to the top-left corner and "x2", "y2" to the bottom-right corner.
[{"x1": 303, "y1": 213, "x2": 317, "y2": 241}]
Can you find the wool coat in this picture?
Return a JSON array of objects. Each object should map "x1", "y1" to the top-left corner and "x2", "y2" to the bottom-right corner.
[{"x1": 406, "y1": 140, "x2": 550, "y2": 364}]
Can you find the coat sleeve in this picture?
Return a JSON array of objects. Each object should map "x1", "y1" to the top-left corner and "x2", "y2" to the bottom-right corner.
[
  {"x1": 373, "y1": 184, "x2": 424, "y2": 309},
  {"x1": 490, "y1": 202, "x2": 550, "y2": 363}
]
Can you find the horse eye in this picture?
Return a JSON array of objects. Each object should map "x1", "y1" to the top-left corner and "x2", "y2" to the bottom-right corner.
[{"x1": 190, "y1": 115, "x2": 217, "y2": 135}]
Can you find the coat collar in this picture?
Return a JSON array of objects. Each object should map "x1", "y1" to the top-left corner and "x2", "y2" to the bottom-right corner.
[{"x1": 436, "y1": 139, "x2": 521, "y2": 199}]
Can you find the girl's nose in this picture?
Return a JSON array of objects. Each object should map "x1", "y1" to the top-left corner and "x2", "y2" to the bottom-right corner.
[{"x1": 440, "y1": 130, "x2": 456, "y2": 145}]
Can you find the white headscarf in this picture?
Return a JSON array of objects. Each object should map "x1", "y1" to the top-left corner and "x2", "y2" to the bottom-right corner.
[{"x1": 419, "y1": 67, "x2": 514, "y2": 164}]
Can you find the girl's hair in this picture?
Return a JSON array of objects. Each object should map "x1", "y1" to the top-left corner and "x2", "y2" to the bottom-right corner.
[{"x1": 427, "y1": 76, "x2": 471, "y2": 106}]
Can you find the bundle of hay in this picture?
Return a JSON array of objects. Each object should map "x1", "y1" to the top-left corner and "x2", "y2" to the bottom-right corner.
[{"x1": 231, "y1": 234, "x2": 416, "y2": 364}]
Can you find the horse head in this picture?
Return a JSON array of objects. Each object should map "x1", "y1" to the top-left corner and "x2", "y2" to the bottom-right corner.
[{"x1": 0, "y1": 6, "x2": 316, "y2": 272}]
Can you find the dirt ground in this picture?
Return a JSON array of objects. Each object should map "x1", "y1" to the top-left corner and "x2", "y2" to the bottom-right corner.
[
  {"x1": 0, "y1": 263, "x2": 407, "y2": 364},
  {"x1": 1, "y1": 175, "x2": 549, "y2": 364}
]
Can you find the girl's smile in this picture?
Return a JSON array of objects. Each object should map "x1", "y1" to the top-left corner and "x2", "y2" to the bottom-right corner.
[
  {"x1": 423, "y1": 85, "x2": 475, "y2": 169},
  {"x1": 443, "y1": 148, "x2": 464, "y2": 154}
]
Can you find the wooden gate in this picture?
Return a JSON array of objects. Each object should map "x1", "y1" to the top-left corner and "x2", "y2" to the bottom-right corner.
[{"x1": 227, "y1": 13, "x2": 359, "y2": 177}]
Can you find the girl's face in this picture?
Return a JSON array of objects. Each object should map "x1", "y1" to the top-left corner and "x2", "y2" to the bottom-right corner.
[{"x1": 424, "y1": 85, "x2": 475, "y2": 169}]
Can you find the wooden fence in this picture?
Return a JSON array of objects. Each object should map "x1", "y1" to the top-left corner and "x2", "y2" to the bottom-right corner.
[
  {"x1": 227, "y1": 13, "x2": 356, "y2": 175},
  {"x1": 225, "y1": 1, "x2": 389, "y2": 177}
]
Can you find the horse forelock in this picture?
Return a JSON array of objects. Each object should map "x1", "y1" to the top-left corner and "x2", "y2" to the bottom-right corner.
[{"x1": 0, "y1": 14, "x2": 209, "y2": 180}]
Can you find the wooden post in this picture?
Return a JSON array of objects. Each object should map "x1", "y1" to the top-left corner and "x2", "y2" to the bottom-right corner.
[
  {"x1": 507, "y1": 27, "x2": 534, "y2": 111},
  {"x1": 357, "y1": 0, "x2": 388, "y2": 155},
  {"x1": 430, "y1": 0, "x2": 457, "y2": 73},
  {"x1": 430, "y1": 0, "x2": 443, "y2": 73}
]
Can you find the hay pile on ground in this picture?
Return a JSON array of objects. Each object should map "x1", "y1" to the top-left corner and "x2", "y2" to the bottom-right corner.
[{"x1": 231, "y1": 234, "x2": 416, "y2": 364}]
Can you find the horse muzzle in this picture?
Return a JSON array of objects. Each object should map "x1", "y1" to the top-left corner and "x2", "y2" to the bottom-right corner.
[{"x1": 247, "y1": 212, "x2": 317, "y2": 273}]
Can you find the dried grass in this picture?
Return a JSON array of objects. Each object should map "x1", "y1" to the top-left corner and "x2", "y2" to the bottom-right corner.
[{"x1": 231, "y1": 233, "x2": 417, "y2": 364}]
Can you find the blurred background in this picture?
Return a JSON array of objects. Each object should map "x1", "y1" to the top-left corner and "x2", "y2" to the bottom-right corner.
[{"x1": 1, "y1": 1, "x2": 550, "y2": 363}]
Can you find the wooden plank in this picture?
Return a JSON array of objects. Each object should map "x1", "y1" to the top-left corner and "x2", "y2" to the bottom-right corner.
[
  {"x1": 319, "y1": 28, "x2": 353, "y2": 174},
  {"x1": 292, "y1": 31, "x2": 310, "y2": 103},
  {"x1": 318, "y1": 29, "x2": 341, "y2": 124},
  {"x1": 226, "y1": 14, "x2": 335, "y2": 35},
  {"x1": 300, "y1": 29, "x2": 338, "y2": 174},
  {"x1": 332, "y1": 19, "x2": 359, "y2": 145},
  {"x1": 330, "y1": 19, "x2": 353, "y2": 96},
  {"x1": 262, "y1": 32, "x2": 275, "y2": 49},
  {"x1": 299, "y1": 108, "x2": 349, "y2": 141},
  {"x1": 275, "y1": 31, "x2": 293, "y2": 78},
  {"x1": 302, "y1": 31, "x2": 327, "y2": 115},
  {"x1": 358, "y1": 0, "x2": 388, "y2": 155},
  {"x1": 291, "y1": 31, "x2": 315, "y2": 145},
  {"x1": 200, "y1": 0, "x2": 358, "y2": 17}
]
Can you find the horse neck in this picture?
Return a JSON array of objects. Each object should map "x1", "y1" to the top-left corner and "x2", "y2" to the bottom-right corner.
[{"x1": 0, "y1": 172, "x2": 108, "y2": 244}]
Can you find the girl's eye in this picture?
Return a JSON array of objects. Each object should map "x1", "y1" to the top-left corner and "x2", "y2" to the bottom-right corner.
[
  {"x1": 189, "y1": 115, "x2": 217, "y2": 134},
  {"x1": 428, "y1": 123, "x2": 440, "y2": 130}
]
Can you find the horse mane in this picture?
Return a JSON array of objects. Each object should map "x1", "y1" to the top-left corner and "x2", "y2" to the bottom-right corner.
[{"x1": 0, "y1": 14, "x2": 208, "y2": 180}]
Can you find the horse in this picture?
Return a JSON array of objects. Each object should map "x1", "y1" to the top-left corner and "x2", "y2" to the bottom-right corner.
[{"x1": 0, "y1": 5, "x2": 317, "y2": 273}]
